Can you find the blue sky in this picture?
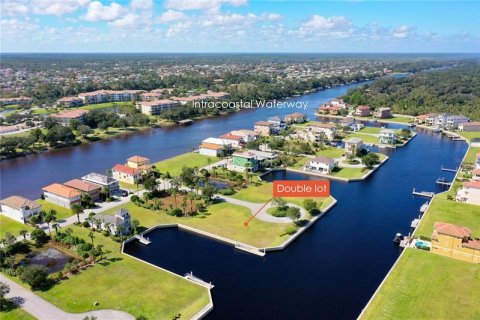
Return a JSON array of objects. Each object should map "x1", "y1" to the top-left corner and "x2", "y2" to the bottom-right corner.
[{"x1": 1, "y1": 0, "x2": 479, "y2": 52}]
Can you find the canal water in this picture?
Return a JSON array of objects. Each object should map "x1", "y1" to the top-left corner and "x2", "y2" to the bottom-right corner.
[
  {"x1": 124, "y1": 127, "x2": 466, "y2": 320},
  {"x1": 1, "y1": 81, "x2": 468, "y2": 319}
]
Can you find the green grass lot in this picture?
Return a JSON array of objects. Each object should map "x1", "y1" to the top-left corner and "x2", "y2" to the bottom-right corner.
[
  {"x1": 0, "y1": 215, "x2": 33, "y2": 238},
  {"x1": 463, "y1": 146, "x2": 480, "y2": 164},
  {"x1": 0, "y1": 308, "x2": 36, "y2": 320},
  {"x1": 456, "y1": 131, "x2": 480, "y2": 143},
  {"x1": 377, "y1": 115, "x2": 414, "y2": 124},
  {"x1": 7, "y1": 225, "x2": 210, "y2": 319},
  {"x1": 31, "y1": 108, "x2": 52, "y2": 115},
  {"x1": 358, "y1": 127, "x2": 383, "y2": 134},
  {"x1": 346, "y1": 133, "x2": 380, "y2": 144},
  {"x1": 414, "y1": 193, "x2": 480, "y2": 240},
  {"x1": 331, "y1": 167, "x2": 367, "y2": 179},
  {"x1": 154, "y1": 153, "x2": 217, "y2": 176},
  {"x1": 119, "y1": 181, "x2": 143, "y2": 191},
  {"x1": 37, "y1": 200, "x2": 74, "y2": 221},
  {"x1": 316, "y1": 147, "x2": 345, "y2": 158},
  {"x1": 360, "y1": 249, "x2": 480, "y2": 320}
]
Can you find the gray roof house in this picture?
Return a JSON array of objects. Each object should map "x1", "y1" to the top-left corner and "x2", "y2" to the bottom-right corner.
[{"x1": 92, "y1": 208, "x2": 132, "y2": 235}]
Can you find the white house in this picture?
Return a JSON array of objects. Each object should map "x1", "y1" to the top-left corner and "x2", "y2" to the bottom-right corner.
[
  {"x1": 458, "y1": 122, "x2": 480, "y2": 132},
  {"x1": 379, "y1": 129, "x2": 396, "y2": 145},
  {"x1": 42, "y1": 183, "x2": 81, "y2": 208},
  {"x1": 303, "y1": 156, "x2": 336, "y2": 174},
  {"x1": 307, "y1": 122, "x2": 337, "y2": 140},
  {"x1": 92, "y1": 208, "x2": 132, "y2": 235},
  {"x1": 456, "y1": 181, "x2": 480, "y2": 206},
  {"x1": 198, "y1": 137, "x2": 232, "y2": 156},
  {"x1": 219, "y1": 133, "x2": 243, "y2": 148},
  {"x1": 229, "y1": 129, "x2": 259, "y2": 143},
  {"x1": 112, "y1": 164, "x2": 142, "y2": 184},
  {"x1": 0, "y1": 196, "x2": 42, "y2": 223},
  {"x1": 344, "y1": 137, "x2": 363, "y2": 156},
  {"x1": 446, "y1": 115, "x2": 470, "y2": 129}
]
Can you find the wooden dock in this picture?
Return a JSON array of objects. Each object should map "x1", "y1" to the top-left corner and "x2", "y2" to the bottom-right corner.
[
  {"x1": 134, "y1": 234, "x2": 151, "y2": 245},
  {"x1": 412, "y1": 188, "x2": 435, "y2": 198},
  {"x1": 436, "y1": 178, "x2": 452, "y2": 187},
  {"x1": 441, "y1": 165, "x2": 457, "y2": 172},
  {"x1": 185, "y1": 272, "x2": 214, "y2": 289}
]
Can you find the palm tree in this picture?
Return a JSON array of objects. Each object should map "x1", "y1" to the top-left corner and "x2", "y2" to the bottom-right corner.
[
  {"x1": 52, "y1": 223, "x2": 60, "y2": 234},
  {"x1": 207, "y1": 157, "x2": 212, "y2": 169},
  {"x1": 181, "y1": 196, "x2": 188, "y2": 216},
  {"x1": 132, "y1": 219, "x2": 140, "y2": 234},
  {"x1": 19, "y1": 229, "x2": 28, "y2": 241},
  {"x1": 88, "y1": 231, "x2": 95, "y2": 246},
  {"x1": 45, "y1": 209, "x2": 57, "y2": 234},
  {"x1": 71, "y1": 204, "x2": 83, "y2": 223},
  {"x1": 188, "y1": 192, "x2": 196, "y2": 214},
  {"x1": 171, "y1": 189, "x2": 178, "y2": 208}
]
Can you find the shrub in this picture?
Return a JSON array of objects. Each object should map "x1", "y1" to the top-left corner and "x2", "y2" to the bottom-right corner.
[
  {"x1": 218, "y1": 187, "x2": 235, "y2": 195},
  {"x1": 281, "y1": 224, "x2": 298, "y2": 236},
  {"x1": 167, "y1": 208, "x2": 183, "y2": 217},
  {"x1": 17, "y1": 265, "x2": 49, "y2": 289},
  {"x1": 82, "y1": 221, "x2": 90, "y2": 228},
  {"x1": 30, "y1": 229, "x2": 49, "y2": 246}
]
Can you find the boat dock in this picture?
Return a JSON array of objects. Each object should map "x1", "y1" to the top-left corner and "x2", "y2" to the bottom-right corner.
[
  {"x1": 441, "y1": 165, "x2": 457, "y2": 172},
  {"x1": 412, "y1": 188, "x2": 435, "y2": 198},
  {"x1": 185, "y1": 272, "x2": 215, "y2": 289},
  {"x1": 436, "y1": 178, "x2": 452, "y2": 187},
  {"x1": 420, "y1": 201, "x2": 429, "y2": 213},
  {"x1": 134, "y1": 234, "x2": 151, "y2": 245}
]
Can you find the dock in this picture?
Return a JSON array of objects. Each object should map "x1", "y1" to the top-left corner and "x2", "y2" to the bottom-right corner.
[
  {"x1": 134, "y1": 234, "x2": 151, "y2": 245},
  {"x1": 412, "y1": 188, "x2": 435, "y2": 198},
  {"x1": 185, "y1": 272, "x2": 214, "y2": 289},
  {"x1": 420, "y1": 201, "x2": 429, "y2": 213},
  {"x1": 441, "y1": 165, "x2": 457, "y2": 172},
  {"x1": 178, "y1": 119, "x2": 193, "y2": 125},
  {"x1": 436, "y1": 178, "x2": 452, "y2": 187}
]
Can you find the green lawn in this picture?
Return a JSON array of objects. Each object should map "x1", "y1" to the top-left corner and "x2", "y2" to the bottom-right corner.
[
  {"x1": 0, "y1": 215, "x2": 33, "y2": 238},
  {"x1": 358, "y1": 127, "x2": 382, "y2": 134},
  {"x1": 346, "y1": 133, "x2": 380, "y2": 144},
  {"x1": 378, "y1": 115, "x2": 414, "y2": 124},
  {"x1": 37, "y1": 200, "x2": 74, "y2": 221},
  {"x1": 360, "y1": 249, "x2": 480, "y2": 320},
  {"x1": 463, "y1": 146, "x2": 480, "y2": 164},
  {"x1": 0, "y1": 308, "x2": 36, "y2": 320},
  {"x1": 154, "y1": 153, "x2": 217, "y2": 176},
  {"x1": 316, "y1": 147, "x2": 345, "y2": 158},
  {"x1": 19, "y1": 225, "x2": 210, "y2": 319},
  {"x1": 456, "y1": 131, "x2": 480, "y2": 142},
  {"x1": 331, "y1": 167, "x2": 367, "y2": 179},
  {"x1": 414, "y1": 193, "x2": 480, "y2": 240}
]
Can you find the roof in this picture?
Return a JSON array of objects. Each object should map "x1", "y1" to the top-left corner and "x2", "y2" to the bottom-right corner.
[
  {"x1": 199, "y1": 143, "x2": 223, "y2": 150},
  {"x1": 233, "y1": 151, "x2": 256, "y2": 158},
  {"x1": 112, "y1": 164, "x2": 141, "y2": 175},
  {"x1": 0, "y1": 196, "x2": 41, "y2": 210},
  {"x1": 463, "y1": 181, "x2": 480, "y2": 189},
  {"x1": 434, "y1": 222, "x2": 472, "y2": 238},
  {"x1": 82, "y1": 172, "x2": 117, "y2": 185},
  {"x1": 345, "y1": 137, "x2": 363, "y2": 144},
  {"x1": 356, "y1": 105, "x2": 370, "y2": 110},
  {"x1": 219, "y1": 134, "x2": 243, "y2": 141},
  {"x1": 311, "y1": 156, "x2": 336, "y2": 165},
  {"x1": 127, "y1": 155, "x2": 150, "y2": 163},
  {"x1": 64, "y1": 179, "x2": 102, "y2": 192},
  {"x1": 139, "y1": 99, "x2": 177, "y2": 107},
  {"x1": 230, "y1": 129, "x2": 259, "y2": 137},
  {"x1": 460, "y1": 121, "x2": 480, "y2": 126},
  {"x1": 51, "y1": 109, "x2": 87, "y2": 119},
  {"x1": 43, "y1": 183, "x2": 81, "y2": 198},
  {"x1": 308, "y1": 122, "x2": 337, "y2": 129},
  {"x1": 473, "y1": 169, "x2": 480, "y2": 175},
  {"x1": 57, "y1": 96, "x2": 82, "y2": 102},
  {"x1": 285, "y1": 112, "x2": 306, "y2": 118},
  {"x1": 255, "y1": 121, "x2": 273, "y2": 126},
  {"x1": 377, "y1": 107, "x2": 391, "y2": 111},
  {"x1": 462, "y1": 240, "x2": 480, "y2": 251},
  {"x1": 202, "y1": 137, "x2": 231, "y2": 145}
]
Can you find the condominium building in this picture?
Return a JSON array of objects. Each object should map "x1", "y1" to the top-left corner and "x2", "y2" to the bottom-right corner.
[{"x1": 137, "y1": 99, "x2": 180, "y2": 115}]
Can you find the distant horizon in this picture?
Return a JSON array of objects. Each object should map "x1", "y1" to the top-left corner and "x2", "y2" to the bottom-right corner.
[{"x1": 1, "y1": 52, "x2": 479, "y2": 55}]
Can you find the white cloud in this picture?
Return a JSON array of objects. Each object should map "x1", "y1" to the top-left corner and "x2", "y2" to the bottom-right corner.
[
  {"x1": 261, "y1": 13, "x2": 282, "y2": 21},
  {"x1": 157, "y1": 10, "x2": 187, "y2": 23},
  {"x1": 1, "y1": 0, "x2": 29, "y2": 16},
  {"x1": 130, "y1": 0, "x2": 153, "y2": 11},
  {"x1": 165, "y1": 0, "x2": 247, "y2": 12},
  {"x1": 33, "y1": 0, "x2": 90, "y2": 16},
  {"x1": 166, "y1": 21, "x2": 192, "y2": 38},
  {"x1": 1, "y1": 18, "x2": 39, "y2": 36},
  {"x1": 301, "y1": 15, "x2": 351, "y2": 31},
  {"x1": 392, "y1": 25, "x2": 412, "y2": 38},
  {"x1": 82, "y1": 1, "x2": 124, "y2": 22},
  {"x1": 109, "y1": 13, "x2": 138, "y2": 27},
  {"x1": 202, "y1": 13, "x2": 256, "y2": 27}
]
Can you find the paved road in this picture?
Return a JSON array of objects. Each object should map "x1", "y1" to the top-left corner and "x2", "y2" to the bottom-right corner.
[{"x1": 0, "y1": 274, "x2": 134, "y2": 320}]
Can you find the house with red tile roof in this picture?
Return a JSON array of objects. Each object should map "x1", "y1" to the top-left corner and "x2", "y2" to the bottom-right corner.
[
  {"x1": 42, "y1": 183, "x2": 81, "y2": 208},
  {"x1": 126, "y1": 155, "x2": 152, "y2": 174},
  {"x1": 64, "y1": 179, "x2": 102, "y2": 201},
  {"x1": 355, "y1": 105, "x2": 371, "y2": 117},
  {"x1": 456, "y1": 181, "x2": 480, "y2": 205},
  {"x1": 431, "y1": 222, "x2": 480, "y2": 263},
  {"x1": 112, "y1": 164, "x2": 142, "y2": 184},
  {"x1": 51, "y1": 109, "x2": 88, "y2": 126}
]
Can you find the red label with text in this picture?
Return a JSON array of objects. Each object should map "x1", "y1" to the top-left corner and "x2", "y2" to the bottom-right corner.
[{"x1": 273, "y1": 180, "x2": 330, "y2": 198}]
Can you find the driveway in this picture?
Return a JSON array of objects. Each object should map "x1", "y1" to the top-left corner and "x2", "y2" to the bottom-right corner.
[{"x1": 0, "y1": 274, "x2": 134, "y2": 320}]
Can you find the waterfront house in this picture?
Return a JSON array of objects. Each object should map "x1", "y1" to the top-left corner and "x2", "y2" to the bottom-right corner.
[
  {"x1": 330, "y1": 99, "x2": 347, "y2": 108},
  {"x1": 374, "y1": 107, "x2": 392, "y2": 119},
  {"x1": 0, "y1": 196, "x2": 41, "y2": 223},
  {"x1": 254, "y1": 121, "x2": 274, "y2": 136},
  {"x1": 268, "y1": 116, "x2": 286, "y2": 133},
  {"x1": 229, "y1": 129, "x2": 259, "y2": 143},
  {"x1": 126, "y1": 155, "x2": 152, "y2": 174},
  {"x1": 456, "y1": 181, "x2": 480, "y2": 206},
  {"x1": 112, "y1": 164, "x2": 142, "y2": 184},
  {"x1": 414, "y1": 114, "x2": 429, "y2": 124},
  {"x1": 227, "y1": 151, "x2": 260, "y2": 172},
  {"x1": 92, "y1": 208, "x2": 132, "y2": 236},
  {"x1": 64, "y1": 179, "x2": 102, "y2": 201},
  {"x1": 431, "y1": 222, "x2": 480, "y2": 264},
  {"x1": 303, "y1": 156, "x2": 336, "y2": 174},
  {"x1": 318, "y1": 104, "x2": 342, "y2": 115},
  {"x1": 339, "y1": 117, "x2": 354, "y2": 128},
  {"x1": 219, "y1": 133, "x2": 243, "y2": 148},
  {"x1": 344, "y1": 138, "x2": 363, "y2": 156},
  {"x1": 306, "y1": 122, "x2": 337, "y2": 140},
  {"x1": 56, "y1": 96, "x2": 84, "y2": 108},
  {"x1": 199, "y1": 138, "x2": 232, "y2": 157},
  {"x1": 458, "y1": 121, "x2": 480, "y2": 132},
  {"x1": 42, "y1": 183, "x2": 81, "y2": 208},
  {"x1": 446, "y1": 115, "x2": 470, "y2": 129},
  {"x1": 0, "y1": 96, "x2": 32, "y2": 106},
  {"x1": 379, "y1": 129, "x2": 396, "y2": 145},
  {"x1": 51, "y1": 109, "x2": 88, "y2": 126},
  {"x1": 433, "y1": 113, "x2": 452, "y2": 128},
  {"x1": 81, "y1": 173, "x2": 119, "y2": 193},
  {"x1": 141, "y1": 90, "x2": 166, "y2": 101},
  {"x1": 285, "y1": 112, "x2": 307, "y2": 124},
  {"x1": 355, "y1": 105, "x2": 371, "y2": 117},
  {"x1": 137, "y1": 99, "x2": 179, "y2": 115},
  {"x1": 472, "y1": 169, "x2": 480, "y2": 181}
]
